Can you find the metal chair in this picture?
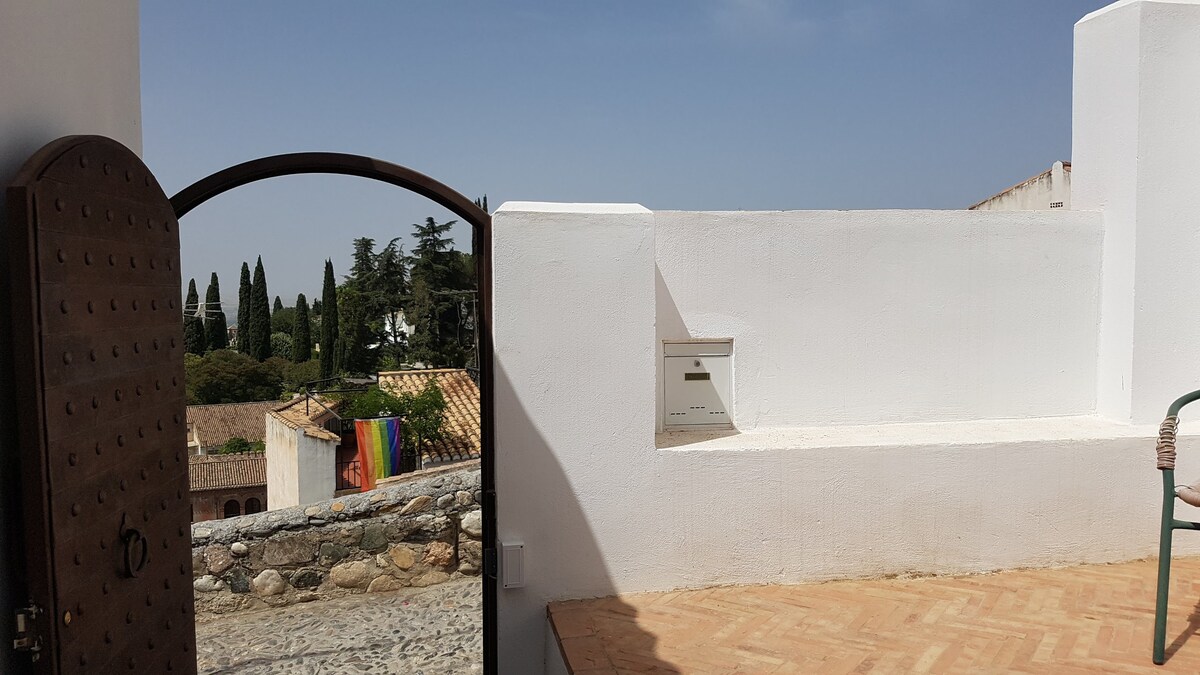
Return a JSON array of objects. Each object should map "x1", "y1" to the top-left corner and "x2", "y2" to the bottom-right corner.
[{"x1": 1153, "y1": 389, "x2": 1200, "y2": 664}]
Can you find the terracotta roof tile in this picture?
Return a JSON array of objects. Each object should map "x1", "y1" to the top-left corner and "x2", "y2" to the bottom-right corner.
[
  {"x1": 378, "y1": 369, "x2": 481, "y2": 464},
  {"x1": 269, "y1": 395, "x2": 342, "y2": 442},
  {"x1": 186, "y1": 400, "x2": 279, "y2": 448},
  {"x1": 188, "y1": 453, "x2": 266, "y2": 492}
]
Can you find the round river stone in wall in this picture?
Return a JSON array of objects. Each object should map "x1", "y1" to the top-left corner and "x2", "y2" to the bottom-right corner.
[
  {"x1": 330, "y1": 560, "x2": 375, "y2": 589},
  {"x1": 461, "y1": 510, "x2": 482, "y2": 539},
  {"x1": 230, "y1": 541, "x2": 249, "y2": 557},
  {"x1": 193, "y1": 575, "x2": 225, "y2": 593},
  {"x1": 367, "y1": 575, "x2": 405, "y2": 593},
  {"x1": 251, "y1": 569, "x2": 288, "y2": 596}
]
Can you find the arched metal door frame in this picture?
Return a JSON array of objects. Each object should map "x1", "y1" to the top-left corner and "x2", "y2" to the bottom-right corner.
[{"x1": 170, "y1": 153, "x2": 496, "y2": 673}]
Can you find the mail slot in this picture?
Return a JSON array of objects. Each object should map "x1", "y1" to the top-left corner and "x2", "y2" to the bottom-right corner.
[{"x1": 663, "y1": 339, "x2": 732, "y2": 429}]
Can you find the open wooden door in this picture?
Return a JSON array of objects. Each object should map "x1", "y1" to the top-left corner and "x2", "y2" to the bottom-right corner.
[{"x1": 5, "y1": 136, "x2": 195, "y2": 673}]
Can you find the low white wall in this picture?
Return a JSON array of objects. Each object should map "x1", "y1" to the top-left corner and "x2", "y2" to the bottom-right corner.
[
  {"x1": 494, "y1": 203, "x2": 1148, "y2": 674},
  {"x1": 265, "y1": 415, "x2": 336, "y2": 509},
  {"x1": 656, "y1": 209, "x2": 1103, "y2": 429}
]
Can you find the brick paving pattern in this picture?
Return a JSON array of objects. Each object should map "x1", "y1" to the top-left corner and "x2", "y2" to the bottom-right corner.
[{"x1": 550, "y1": 557, "x2": 1200, "y2": 673}]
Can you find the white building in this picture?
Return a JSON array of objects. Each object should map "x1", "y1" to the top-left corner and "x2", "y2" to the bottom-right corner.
[{"x1": 969, "y1": 160, "x2": 1072, "y2": 211}]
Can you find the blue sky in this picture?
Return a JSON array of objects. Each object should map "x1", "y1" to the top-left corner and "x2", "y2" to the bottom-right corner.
[{"x1": 141, "y1": 0, "x2": 1110, "y2": 312}]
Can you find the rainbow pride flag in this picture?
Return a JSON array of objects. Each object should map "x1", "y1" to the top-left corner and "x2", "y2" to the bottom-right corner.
[{"x1": 355, "y1": 417, "x2": 402, "y2": 492}]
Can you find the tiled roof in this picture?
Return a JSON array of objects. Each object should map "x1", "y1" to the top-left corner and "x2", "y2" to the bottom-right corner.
[
  {"x1": 188, "y1": 453, "x2": 266, "y2": 492},
  {"x1": 269, "y1": 395, "x2": 342, "y2": 442},
  {"x1": 186, "y1": 400, "x2": 279, "y2": 448},
  {"x1": 378, "y1": 369, "x2": 481, "y2": 464}
]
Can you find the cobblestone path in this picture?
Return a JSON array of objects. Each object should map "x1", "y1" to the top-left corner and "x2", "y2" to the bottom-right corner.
[{"x1": 196, "y1": 577, "x2": 481, "y2": 674}]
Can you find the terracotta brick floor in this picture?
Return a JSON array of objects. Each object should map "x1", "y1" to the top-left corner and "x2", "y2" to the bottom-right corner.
[{"x1": 548, "y1": 557, "x2": 1200, "y2": 674}]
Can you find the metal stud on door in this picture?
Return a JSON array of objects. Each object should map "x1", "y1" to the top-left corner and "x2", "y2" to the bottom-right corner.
[{"x1": 6, "y1": 136, "x2": 195, "y2": 673}]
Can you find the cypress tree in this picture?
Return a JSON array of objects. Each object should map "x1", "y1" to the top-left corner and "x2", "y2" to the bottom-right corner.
[
  {"x1": 184, "y1": 278, "x2": 207, "y2": 355},
  {"x1": 320, "y1": 259, "x2": 339, "y2": 378},
  {"x1": 204, "y1": 272, "x2": 228, "y2": 351},
  {"x1": 236, "y1": 262, "x2": 252, "y2": 354},
  {"x1": 293, "y1": 293, "x2": 311, "y2": 363},
  {"x1": 273, "y1": 295, "x2": 283, "y2": 314},
  {"x1": 249, "y1": 257, "x2": 272, "y2": 362}
]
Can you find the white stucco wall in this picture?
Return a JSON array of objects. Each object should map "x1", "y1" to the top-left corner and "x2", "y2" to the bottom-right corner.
[
  {"x1": 1075, "y1": 0, "x2": 1200, "y2": 424},
  {"x1": 969, "y1": 161, "x2": 1072, "y2": 212},
  {"x1": 656, "y1": 209, "x2": 1103, "y2": 430},
  {"x1": 0, "y1": 3, "x2": 141, "y2": 671},
  {"x1": 494, "y1": 201, "x2": 1200, "y2": 673},
  {"x1": 494, "y1": 202, "x2": 659, "y2": 673},
  {"x1": 265, "y1": 415, "x2": 337, "y2": 509}
]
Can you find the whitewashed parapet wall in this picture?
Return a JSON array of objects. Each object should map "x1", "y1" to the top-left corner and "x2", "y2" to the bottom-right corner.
[
  {"x1": 495, "y1": 4, "x2": 1200, "y2": 665},
  {"x1": 656, "y1": 209, "x2": 1103, "y2": 430}
]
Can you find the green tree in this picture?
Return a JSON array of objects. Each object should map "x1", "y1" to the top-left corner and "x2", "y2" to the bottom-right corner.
[
  {"x1": 271, "y1": 306, "x2": 296, "y2": 335},
  {"x1": 373, "y1": 238, "x2": 408, "y2": 365},
  {"x1": 218, "y1": 432, "x2": 260, "y2": 454},
  {"x1": 236, "y1": 262, "x2": 252, "y2": 354},
  {"x1": 249, "y1": 256, "x2": 272, "y2": 362},
  {"x1": 270, "y1": 332, "x2": 293, "y2": 360},
  {"x1": 405, "y1": 217, "x2": 473, "y2": 367},
  {"x1": 338, "y1": 378, "x2": 446, "y2": 461},
  {"x1": 335, "y1": 284, "x2": 376, "y2": 375},
  {"x1": 350, "y1": 237, "x2": 377, "y2": 283},
  {"x1": 184, "y1": 278, "x2": 207, "y2": 355},
  {"x1": 282, "y1": 359, "x2": 320, "y2": 393},
  {"x1": 319, "y1": 259, "x2": 339, "y2": 378},
  {"x1": 273, "y1": 295, "x2": 283, "y2": 314},
  {"x1": 184, "y1": 349, "x2": 284, "y2": 404},
  {"x1": 293, "y1": 293, "x2": 312, "y2": 362},
  {"x1": 204, "y1": 272, "x2": 229, "y2": 351}
]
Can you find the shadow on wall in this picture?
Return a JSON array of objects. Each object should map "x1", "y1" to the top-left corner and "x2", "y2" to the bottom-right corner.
[{"x1": 495, "y1": 361, "x2": 681, "y2": 673}]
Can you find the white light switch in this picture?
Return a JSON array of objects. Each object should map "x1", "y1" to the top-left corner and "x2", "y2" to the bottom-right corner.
[{"x1": 502, "y1": 542, "x2": 525, "y2": 588}]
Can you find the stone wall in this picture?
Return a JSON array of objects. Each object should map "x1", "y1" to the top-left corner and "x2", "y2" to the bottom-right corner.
[{"x1": 191, "y1": 461, "x2": 481, "y2": 615}]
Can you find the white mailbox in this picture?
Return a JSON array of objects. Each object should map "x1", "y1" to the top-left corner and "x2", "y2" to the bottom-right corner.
[{"x1": 662, "y1": 339, "x2": 732, "y2": 430}]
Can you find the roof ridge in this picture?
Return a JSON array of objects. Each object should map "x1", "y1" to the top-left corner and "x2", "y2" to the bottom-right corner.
[{"x1": 187, "y1": 400, "x2": 280, "y2": 409}]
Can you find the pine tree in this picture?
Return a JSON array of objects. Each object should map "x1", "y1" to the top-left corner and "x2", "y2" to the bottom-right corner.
[
  {"x1": 374, "y1": 238, "x2": 408, "y2": 363},
  {"x1": 319, "y1": 259, "x2": 339, "y2": 378},
  {"x1": 249, "y1": 257, "x2": 272, "y2": 362},
  {"x1": 236, "y1": 262, "x2": 252, "y2": 355},
  {"x1": 273, "y1": 296, "x2": 283, "y2": 314},
  {"x1": 204, "y1": 272, "x2": 229, "y2": 351},
  {"x1": 406, "y1": 217, "x2": 465, "y2": 367},
  {"x1": 184, "y1": 278, "x2": 207, "y2": 355},
  {"x1": 350, "y1": 238, "x2": 377, "y2": 283},
  {"x1": 293, "y1": 293, "x2": 311, "y2": 363}
]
